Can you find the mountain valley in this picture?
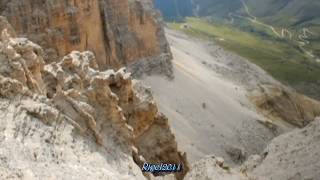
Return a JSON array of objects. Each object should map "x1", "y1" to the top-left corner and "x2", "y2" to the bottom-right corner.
[{"x1": 156, "y1": 0, "x2": 320, "y2": 99}]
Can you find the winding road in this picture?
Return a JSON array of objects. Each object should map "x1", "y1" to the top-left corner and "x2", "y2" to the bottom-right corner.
[{"x1": 237, "y1": 0, "x2": 318, "y2": 60}]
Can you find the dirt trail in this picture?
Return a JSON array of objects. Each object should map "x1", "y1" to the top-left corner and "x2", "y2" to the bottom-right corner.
[{"x1": 235, "y1": 0, "x2": 281, "y2": 37}]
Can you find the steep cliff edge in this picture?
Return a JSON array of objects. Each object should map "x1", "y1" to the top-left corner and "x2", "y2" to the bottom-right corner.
[
  {"x1": 0, "y1": 17, "x2": 187, "y2": 179},
  {"x1": 0, "y1": 0, "x2": 173, "y2": 77}
]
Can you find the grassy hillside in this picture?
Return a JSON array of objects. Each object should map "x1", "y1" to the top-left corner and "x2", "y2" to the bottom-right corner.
[
  {"x1": 155, "y1": 0, "x2": 320, "y2": 56},
  {"x1": 244, "y1": 0, "x2": 320, "y2": 26},
  {"x1": 192, "y1": 0, "x2": 243, "y2": 18},
  {"x1": 156, "y1": 0, "x2": 320, "y2": 28},
  {"x1": 155, "y1": 0, "x2": 320, "y2": 98},
  {"x1": 168, "y1": 18, "x2": 320, "y2": 99}
]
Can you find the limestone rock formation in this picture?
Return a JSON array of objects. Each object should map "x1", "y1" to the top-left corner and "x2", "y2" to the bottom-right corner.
[
  {"x1": 185, "y1": 156, "x2": 248, "y2": 180},
  {"x1": 185, "y1": 117, "x2": 320, "y2": 180},
  {"x1": 245, "y1": 117, "x2": 320, "y2": 180},
  {"x1": 251, "y1": 84, "x2": 320, "y2": 127},
  {"x1": 0, "y1": 17, "x2": 187, "y2": 179},
  {"x1": 0, "y1": 0, "x2": 173, "y2": 77}
]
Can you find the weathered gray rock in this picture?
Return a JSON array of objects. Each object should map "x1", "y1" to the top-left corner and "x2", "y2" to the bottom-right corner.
[
  {"x1": 185, "y1": 156, "x2": 248, "y2": 180},
  {"x1": 248, "y1": 117, "x2": 320, "y2": 180},
  {"x1": 225, "y1": 145, "x2": 247, "y2": 164},
  {"x1": 186, "y1": 117, "x2": 320, "y2": 180}
]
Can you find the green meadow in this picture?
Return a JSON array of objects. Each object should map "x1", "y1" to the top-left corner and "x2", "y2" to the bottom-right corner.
[{"x1": 168, "y1": 17, "x2": 320, "y2": 98}]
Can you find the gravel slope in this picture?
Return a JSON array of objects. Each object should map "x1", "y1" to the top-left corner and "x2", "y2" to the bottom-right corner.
[{"x1": 142, "y1": 29, "x2": 286, "y2": 164}]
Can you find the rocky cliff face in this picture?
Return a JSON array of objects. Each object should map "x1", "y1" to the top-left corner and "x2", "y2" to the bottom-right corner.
[
  {"x1": 0, "y1": 0, "x2": 173, "y2": 77},
  {"x1": 251, "y1": 84, "x2": 320, "y2": 127},
  {"x1": 0, "y1": 17, "x2": 187, "y2": 179}
]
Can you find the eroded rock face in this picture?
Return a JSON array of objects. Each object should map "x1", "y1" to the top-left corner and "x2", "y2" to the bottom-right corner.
[
  {"x1": 0, "y1": 17, "x2": 186, "y2": 179},
  {"x1": 185, "y1": 117, "x2": 320, "y2": 180},
  {"x1": 185, "y1": 156, "x2": 248, "y2": 180},
  {"x1": 245, "y1": 117, "x2": 320, "y2": 180},
  {"x1": 0, "y1": 26, "x2": 45, "y2": 95},
  {"x1": 251, "y1": 85, "x2": 320, "y2": 127},
  {"x1": 0, "y1": 0, "x2": 173, "y2": 77}
]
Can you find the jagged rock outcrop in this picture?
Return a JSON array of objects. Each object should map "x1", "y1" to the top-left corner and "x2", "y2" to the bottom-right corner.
[
  {"x1": 244, "y1": 117, "x2": 320, "y2": 180},
  {"x1": 185, "y1": 117, "x2": 320, "y2": 180},
  {"x1": 0, "y1": 0, "x2": 173, "y2": 77},
  {"x1": 251, "y1": 84, "x2": 320, "y2": 127},
  {"x1": 0, "y1": 17, "x2": 186, "y2": 179},
  {"x1": 185, "y1": 156, "x2": 248, "y2": 180}
]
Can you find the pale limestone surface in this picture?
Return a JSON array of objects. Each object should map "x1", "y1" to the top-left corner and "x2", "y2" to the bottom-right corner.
[{"x1": 0, "y1": 18, "x2": 187, "y2": 180}]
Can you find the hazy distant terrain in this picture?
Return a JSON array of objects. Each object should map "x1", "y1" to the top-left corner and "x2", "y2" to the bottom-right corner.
[
  {"x1": 155, "y1": 0, "x2": 320, "y2": 99},
  {"x1": 156, "y1": 0, "x2": 320, "y2": 27},
  {"x1": 154, "y1": 0, "x2": 193, "y2": 21}
]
